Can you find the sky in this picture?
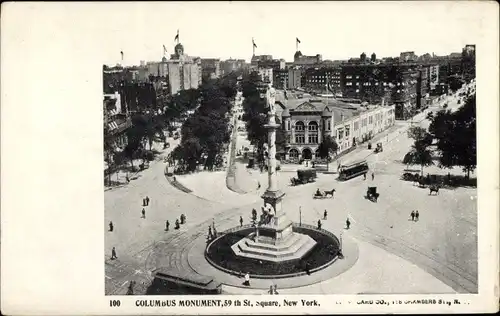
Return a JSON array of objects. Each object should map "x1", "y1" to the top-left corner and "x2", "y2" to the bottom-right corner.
[
  {"x1": 91, "y1": 1, "x2": 486, "y2": 66},
  {"x1": 5, "y1": 1, "x2": 487, "y2": 67}
]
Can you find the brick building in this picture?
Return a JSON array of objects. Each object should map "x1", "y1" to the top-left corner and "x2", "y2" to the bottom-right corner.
[{"x1": 303, "y1": 66, "x2": 341, "y2": 94}]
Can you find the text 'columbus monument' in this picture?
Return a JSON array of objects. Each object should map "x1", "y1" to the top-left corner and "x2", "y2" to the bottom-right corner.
[{"x1": 231, "y1": 84, "x2": 316, "y2": 262}]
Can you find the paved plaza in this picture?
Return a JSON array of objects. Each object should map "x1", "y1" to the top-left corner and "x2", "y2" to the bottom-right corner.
[{"x1": 105, "y1": 91, "x2": 477, "y2": 295}]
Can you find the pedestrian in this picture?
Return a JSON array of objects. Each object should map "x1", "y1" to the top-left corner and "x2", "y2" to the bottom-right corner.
[
  {"x1": 175, "y1": 219, "x2": 180, "y2": 230},
  {"x1": 126, "y1": 280, "x2": 134, "y2": 295},
  {"x1": 142, "y1": 198, "x2": 146, "y2": 206},
  {"x1": 346, "y1": 218, "x2": 351, "y2": 229},
  {"x1": 111, "y1": 247, "x2": 117, "y2": 260},
  {"x1": 240, "y1": 216, "x2": 243, "y2": 227},
  {"x1": 244, "y1": 272, "x2": 250, "y2": 286},
  {"x1": 323, "y1": 210, "x2": 328, "y2": 220},
  {"x1": 257, "y1": 182, "x2": 261, "y2": 190},
  {"x1": 371, "y1": 172, "x2": 375, "y2": 181},
  {"x1": 410, "y1": 210, "x2": 415, "y2": 221},
  {"x1": 208, "y1": 226, "x2": 213, "y2": 239},
  {"x1": 268, "y1": 285, "x2": 274, "y2": 295},
  {"x1": 126, "y1": 174, "x2": 130, "y2": 183},
  {"x1": 415, "y1": 210, "x2": 420, "y2": 222},
  {"x1": 317, "y1": 219, "x2": 322, "y2": 230},
  {"x1": 165, "y1": 220, "x2": 170, "y2": 231},
  {"x1": 141, "y1": 208, "x2": 146, "y2": 219},
  {"x1": 363, "y1": 173, "x2": 366, "y2": 180},
  {"x1": 109, "y1": 221, "x2": 114, "y2": 232},
  {"x1": 146, "y1": 196, "x2": 150, "y2": 206},
  {"x1": 273, "y1": 284, "x2": 279, "y2": 295},
  {"x1": 213, "y1": 226, "x2": 217, "y2": 238}
]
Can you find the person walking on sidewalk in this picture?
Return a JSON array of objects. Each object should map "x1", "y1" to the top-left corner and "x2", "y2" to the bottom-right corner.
[
  {"x1": 239, "y1": 216, "x2": 243, "y2": 227},
  {"x1": 346, "y1": 218, "x2": 351, "y2": 229},
  {"x1": 145, "y1": 196, "x2": 150, "y2": 206},
  {"x1": 243, "y1": 273, "x2": 250, "y2": 286},
  {"x1": 323, "y1": 210, "x2": 328, "y2": 220},
  {"x1": 109, "y1": 221, "x2": 114, "y2": 232},
  {"x1": 141, "y1": 208, "x2": 146, "y2": 219},
  {"x1": 371, "y1": 172, "x2": 375, "y2": 181},
  {"x1": 111, "y1": 247, "x2": 117, "y2": 260},
  {"x1": 415, "y1": 210, "x2": 420, "y2": 222},
  {"x1": 165, "y1": 220, "x2": 170, "y2": 231},
  {"x1": 410, "y1": 211, "x2": 415, "y2": 221}
]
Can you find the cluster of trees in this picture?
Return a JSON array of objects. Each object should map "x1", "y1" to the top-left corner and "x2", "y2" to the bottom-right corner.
[
  {"x1": 169, "y1": 75, "x2": 238, "y2": 172},
  {"x1": 404, "y1": 94, "x2": 476, "y2": 178},
  {"x1": 105, "y1": 70, "x2": 239, "y2": 179},
  {"x1": 240, "y1": 72, "x2": 286, "y2": 163}
]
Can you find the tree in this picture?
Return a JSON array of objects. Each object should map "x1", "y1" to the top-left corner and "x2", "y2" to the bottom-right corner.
[
  {"x1": 317, "y1": 135, "x2": 339, "y2": 170},
  {"x1": 403, "y1": 143, "x2": 434, "y2": 177},
  {"x1": 404, "y1": 127, "x2": 434, "y2": 176},
  {"x1": 407, "y1": 126, "x2": 433, "y2": 146},
  {"x1": 427, "y1": 95, "x2": 476, "y2": 178}
]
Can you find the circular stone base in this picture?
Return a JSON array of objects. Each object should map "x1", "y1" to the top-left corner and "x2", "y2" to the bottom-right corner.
[
  {"x1": 208, "y1": 227, "x2": 335, "y2": 276},
  {"x1": 187, "y1": 228, "x2": 360, "y2": 290}
]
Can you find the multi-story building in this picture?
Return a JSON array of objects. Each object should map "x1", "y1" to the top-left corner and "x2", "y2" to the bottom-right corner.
[
  {"x1": 431, "y1": 83, "x2": 449, "y2": 96},
  {"x1": 278, "y1": 98, "x2": 395, "y2": 160},
  {"x1": 257, "y1": 68, "x2": 273, "y2": 85},
  {"x1": 341, "y1": 59, "x2": 419, "y2": 119},
  {"x1": 200, "y1": 58, "x2": 221, "y2": 81},
  {"x1": 166, "y1": 43, "x2": 202, "y2": 95},
  {"x1": 103, "y1": 91, "x2": 132, "y2": 156},
  {"x1": 428, "y1": 64, "x2": 439, "y2": 90},
  {"x1": 287, "y1": 68, "x2": 302, "y2": 89},
  {"x1": 303, "y1": 66, "x2": 342, "y2": 95},
  {"x1": 293, "y1": 51, "x2": 322, "y2": 68},
  {"x1": 273, "y1": 69, "x2": 288, "y2": 89},
  {"x1": 400, "y1": 51, "x2": 418, "y2": 62},
  {"x1": 462, "y1": 44, "x2": 476, "y2": 82},
  {"x1": 221, "y1": 58, "x2": 246, "y2": 76}
]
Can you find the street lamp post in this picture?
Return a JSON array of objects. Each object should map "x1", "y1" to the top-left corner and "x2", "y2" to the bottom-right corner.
[
  {"x1": 340, "y1": 231, "x2": 343, "y2": 251},
  {"x1": 299, "y1": 206, "x2": 302, "y2": 226}
]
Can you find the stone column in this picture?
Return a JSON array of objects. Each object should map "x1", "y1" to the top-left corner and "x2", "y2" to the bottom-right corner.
[{"x1": 266, "y1": 112, "x2": 279, "y2": 192}]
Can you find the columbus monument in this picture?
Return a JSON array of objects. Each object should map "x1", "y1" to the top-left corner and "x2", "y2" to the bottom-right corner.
[{"x1": 231, "y1": 84, "x2": 316, "y2": 262}]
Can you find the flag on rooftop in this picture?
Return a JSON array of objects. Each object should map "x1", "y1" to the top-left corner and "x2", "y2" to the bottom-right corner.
[
  {"x1": 174, "y1": 29, "x2": 179, "y2": 42},
  {"x1": 296, "y1": 37, "x2": 301, "y2": 44},
  {"x1": 252, "y1": 38, "x2": 257, "y2": 48}
]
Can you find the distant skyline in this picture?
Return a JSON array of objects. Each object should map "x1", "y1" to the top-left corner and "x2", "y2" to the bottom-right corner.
[{"x1": 93, "y1": 2, "x2": 481, "y2": 66}]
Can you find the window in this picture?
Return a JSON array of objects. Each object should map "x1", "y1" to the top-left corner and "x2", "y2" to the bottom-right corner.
[
  {"x1": 356, "y1": 89, "x2": 359, "y2": 93},
  {"x1": 295, "y1": 134, "x2": 305, "y2": 144},
  {"x1": 346, "y1": 82, "x2": 352, "y2": 86},
  {"x1": 338, "y1": 129, "x2": 344, "y2": 140},
  {"x1": 295, "y1": 121, "x2": 305, "y2": 131},
  {"x1": 369, "y1": 116, "x2": 373, "y2": 124},
  {"x1": 356, "y1": 82, "x2": 359, "y2": 86},
  {"x1": 289, "y1": 149, "x2": 299, "y2": 158},
  {"x1": 326, "y1": 119, "x2": 331, "y2": 131},
  {"x1": 354, "y1": 121, "x2": 359, "y2": 131},
  {"x1": 345, "y1": 125, "x2": 350, "y2": 137},
  {"x1": 308, "y1": 121, "x2": 318, "y2": 131},
  {"x1": 286, "y1": 120, "x2": 290, "y2": 130},
  {"x1": 308, "y1": 134, "x2": 318, "y2": 144}
]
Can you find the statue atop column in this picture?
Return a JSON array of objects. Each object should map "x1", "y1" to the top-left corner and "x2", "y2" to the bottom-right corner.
[{"x1": 265, "y1": 84, "x2": 276, "y2": 114}]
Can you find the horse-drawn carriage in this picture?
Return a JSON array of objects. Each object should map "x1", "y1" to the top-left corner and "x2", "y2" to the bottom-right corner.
[
  {"x1": 290, "y1": 169, "x2": 317, "y2": 186},
  {"x1": 366, "y1": 186, "x2": 379, "y2": 202},
  {"x1": 374, "y1": 142, "x2": 383, "y2": 153},
  {"x1": 313, "y1": 188, "x2": 336, "y2": 199}
]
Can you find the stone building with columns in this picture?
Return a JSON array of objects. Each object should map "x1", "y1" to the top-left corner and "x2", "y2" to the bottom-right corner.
[{"x1": 278, "y1": 99, "x2": 395, "y2": 161}]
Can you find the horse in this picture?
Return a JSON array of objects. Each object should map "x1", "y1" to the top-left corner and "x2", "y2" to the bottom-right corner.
[
  {"x1": 429, "y1": 185, "x2": 440, "y2": 195},
  {"x1": 323, "y1": 188, "x2": 336, "y2": 197}
]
